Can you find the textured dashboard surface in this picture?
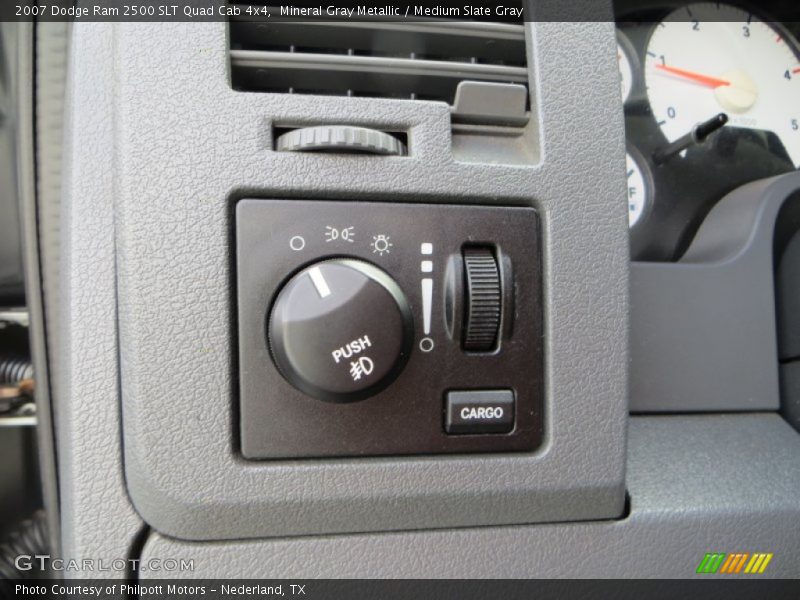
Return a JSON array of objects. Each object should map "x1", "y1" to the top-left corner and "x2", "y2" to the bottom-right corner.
[
  {"x1": 142, "y1": 415, "x2": 800, "y2": 578},
  {"x1": 57, "y1": 23, "x2": 144, "y2": 569},
  {"x1": 111, "y1": 19, "x2": 629, "y2": 540}
]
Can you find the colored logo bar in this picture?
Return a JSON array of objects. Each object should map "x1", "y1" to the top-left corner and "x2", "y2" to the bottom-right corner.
[{"x1": 696, "y1": 553, "x2": 773, "y2": 574}]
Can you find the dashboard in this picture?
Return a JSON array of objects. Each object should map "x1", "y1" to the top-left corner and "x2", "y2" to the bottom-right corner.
[
  {"x1": 3, "y1": 2, "x2": 800, "y2": 586},
  {"x1": 615, "y1": 2, "x2": 800, "y2": 260}
]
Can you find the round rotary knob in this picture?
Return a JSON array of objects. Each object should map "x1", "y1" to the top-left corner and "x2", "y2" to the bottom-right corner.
[
  {"x1": 462, "y1": 248, "x2": 502, "y2": 352},
  {"x1": 268, "y1": 259, "x2": 413, "y2": 403},
  {"x1": 275, "y1": 126, "x2": 406, "y2": 156}
]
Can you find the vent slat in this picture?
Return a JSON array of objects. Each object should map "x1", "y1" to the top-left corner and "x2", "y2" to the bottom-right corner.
[
  {"x1": 229, "y1": 19, "x2": 525, "y2": 64},
  {"x1": 231, "y1": 51, "x2": 527, "y2": 82},
  {"x1": 229, "y1": 10, "x2": 528, "y2": 110}
]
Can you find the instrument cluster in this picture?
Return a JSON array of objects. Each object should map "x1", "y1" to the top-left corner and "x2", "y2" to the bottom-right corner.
[{"x1": 616, "y1": 2, "x2": 800, "y2": 260}]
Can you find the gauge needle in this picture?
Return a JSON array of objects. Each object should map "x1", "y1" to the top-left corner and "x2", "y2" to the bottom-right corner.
[
  {"x1": 655, "y1": 63, "x2": 730, "y2": 88},
  {"x1": 652, "y1": 112, "x2": 728, "y2": 165}
]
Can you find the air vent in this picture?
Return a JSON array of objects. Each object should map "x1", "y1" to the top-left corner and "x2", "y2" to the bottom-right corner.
[{"x1": 228, "y1": 6, "x2": 528, "y2": 118}]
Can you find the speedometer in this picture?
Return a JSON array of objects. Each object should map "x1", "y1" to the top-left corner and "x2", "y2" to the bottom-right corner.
[{"x1": 645, "y1": 3, "x2": 800, "y2": 166}]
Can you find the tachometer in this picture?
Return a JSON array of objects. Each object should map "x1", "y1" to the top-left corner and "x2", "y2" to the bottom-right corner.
[{"x1": 644, "y1": 3, "x2": 800, "y2": 166}]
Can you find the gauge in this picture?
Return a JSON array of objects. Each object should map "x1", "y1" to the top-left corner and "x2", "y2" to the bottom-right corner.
[
  {"x1": 617, "y1": 31, "x2": 636, "y2": 103},
  {"x1": 644, "y1": 3, "x2": 800, "y2": 166},
  {"x1": 626, "y1": 151, "x2": 649, "y2": 228},
  {"x1": 618, "y1": 42, "x2": 634, "y2": 103}
]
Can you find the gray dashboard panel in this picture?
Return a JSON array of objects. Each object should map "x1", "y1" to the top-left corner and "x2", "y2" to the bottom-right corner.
[
  {"x1": 57, "y1": 23, "x2": 144, "y2": 568},
  {"x1": 112, "y1": 20, "x2": 629, "y2": 539},
  {"x1": 629, "y1": 173, "x2": 800, "y2": 413},
  {"x1": 141, "y1": 415, "x2": 800, "y2": 578}
]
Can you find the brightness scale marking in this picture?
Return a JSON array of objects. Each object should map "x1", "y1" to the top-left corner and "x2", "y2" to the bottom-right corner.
[{"x1": 421, "y1": 278, "x2": 433, "y2": 335}]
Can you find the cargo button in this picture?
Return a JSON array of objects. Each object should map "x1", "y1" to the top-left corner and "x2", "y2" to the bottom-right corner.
[{"x1": 445, "y1": 390, "x2": 515, "y2": 434}]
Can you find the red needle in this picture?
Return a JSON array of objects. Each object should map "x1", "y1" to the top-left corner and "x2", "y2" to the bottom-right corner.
[{"x1": 655, "y1": 63, "x2": 730, "y2": 88}]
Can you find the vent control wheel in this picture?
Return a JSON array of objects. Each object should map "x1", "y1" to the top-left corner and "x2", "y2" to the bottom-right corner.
[{"x1": 275, "y1": 126, "x2": 406, "y2": 156}]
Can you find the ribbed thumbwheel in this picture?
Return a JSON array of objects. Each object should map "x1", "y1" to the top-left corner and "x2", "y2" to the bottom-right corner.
[{"x1": 462, "y1": 247, "x2": 502, "y2": 352}]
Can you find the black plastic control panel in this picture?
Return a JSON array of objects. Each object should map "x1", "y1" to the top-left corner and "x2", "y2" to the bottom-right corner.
[{"x1": 236, "y1": 199, "x2": 542, "y2": 459}]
